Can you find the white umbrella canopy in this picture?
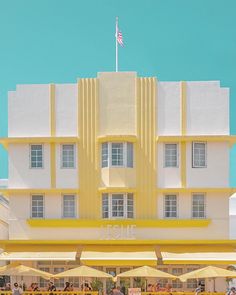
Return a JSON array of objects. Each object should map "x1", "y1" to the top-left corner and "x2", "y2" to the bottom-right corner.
[
  {"x1": 53, "y1": 265, "x2": 113, "y2": 278},
  {"x1": 0, "y1": 263, "x2": 52, "y2": 280},
  {"x1": 117, "y1": 266, "x2": 177, "y2": 279},
  {"x1": 179, "y1": 266, "x2": 236, "y2": 282}
]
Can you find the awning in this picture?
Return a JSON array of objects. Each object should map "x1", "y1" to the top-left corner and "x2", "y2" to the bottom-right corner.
[
  {"x1": 80, "y1": 251, "x2": 157, "y2": 266},
  {"x1": 161, "y1": 252, "x2": 236, "y2": 264},
  {"x1": 0, "y1": 252, "x2": 77, "y2": 261}
]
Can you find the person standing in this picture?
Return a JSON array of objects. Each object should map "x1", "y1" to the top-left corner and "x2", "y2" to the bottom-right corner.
[{"x1": 12, "y1": 283, "x2": 23, "y2": 295}]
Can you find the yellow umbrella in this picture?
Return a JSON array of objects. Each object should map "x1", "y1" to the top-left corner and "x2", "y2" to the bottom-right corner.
[
  {"x1": 117, "y1": 266, "x2": 176, "y2": 279},
  {"x1": 0, "y1": 263, "x2": 52, "y2": 279},
  {"x1": 53, "y1": 265, "x2": 113, "y2": 278},
  {"x1": 179, "y1": 266, "x2": 236, "y2": 282}
]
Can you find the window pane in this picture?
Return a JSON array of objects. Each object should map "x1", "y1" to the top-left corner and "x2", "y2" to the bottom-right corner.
[
  {"x1": 63, "y1": 195, "x2": 76, "y2": 218},
  {"x1": 127, "y1": 194, "x2": 134, "y2": 218},
  {"x1": 62, "y1": 144, "x2": 75, "y2": 168},
  {"x1": 111, "y1": 143, "x2": 123, "y2": 166},
  {"x1": 112, "y1": 194, "x2": 124, "y2": 217},
  {"x1": 192, "y1": 194, "x2": 205, "y2": 218},
  {"x1": 193, "y1": 142, "x2": 206, "y2": 168},
  {"x1": 165, "y1": 144, "x2": 178, "y2": 167},
  {"x1": 102, "y1": 143, "x2": 109, "y2": 168},
  {"x1": 127, "y1": 143, "x2": 133, "y2": 168},
  {"x1": 30, "y1": 145, "x2": 43, "y2": 168},
  {"x1": 31, "y1": 195, "x2": 44, "y2": 218},
  {"x1": 164, "y1": 195, "x2": 177, "y2": 218},
  {"x1": 102, "y1": 194, "x2": 109, "y2": 218}
]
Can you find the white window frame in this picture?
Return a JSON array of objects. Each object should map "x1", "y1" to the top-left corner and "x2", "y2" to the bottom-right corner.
[
  {"x1": 164, "y1": 143, "x2": 179, "y2": 168},
  {"x1": 192, "y1": 142, "x2": 207, "y2": 168},
  {"x1": 110, "y1": 142, "x2": 125, "y2": 167},
  {"x1": 101, "y1": 142, "x2": 134, "y2": 168},
  {"x1": 31, "y1": 194, "x2": 44, "y2": 219},
  {"x1": 60, "y1": 144, "x2": 76, "y2": 169},
  {"x1": 163, "y1": 194, "x2": 178, "y2": 219},
  {"x1": 101, "y1": 142, "x2": 109, "y2": 168},
  {"x1": 62, "y1": 194, "x2": 77, "y2": 218},
  {"x1": 29, "y1": 144, "x2": 44, "y2": 169},
  {"x1": 102, "y1": 193, "x2": 134, "y2": 219},
  {"x1": 192, "y1": 193, "x2": 206, "y2": 219}
]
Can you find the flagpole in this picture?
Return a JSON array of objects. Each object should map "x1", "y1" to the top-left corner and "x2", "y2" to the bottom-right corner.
[{"x1": 116, "y1": 17, "x2": 118, "y2": 72}]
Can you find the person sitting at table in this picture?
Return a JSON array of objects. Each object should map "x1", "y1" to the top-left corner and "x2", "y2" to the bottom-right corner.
[
  {"x1": 164, "y1": 283, "x2": 172, "y2": 293},
  {"x1": 147, "y1": 284, "x2": 153, "y2": 292},
  {"x1": 33, "y1": 283, "x2": 40, "y2": 292},
  {"x1": 64, "y1": 282, "x2": 70, "y2": 292},
  {"x1": 4, "y1": 283, "x2": 11, "y2": 291},
  {"x1": 48, "y1": 282, "x2": 56, "y2": 292}
]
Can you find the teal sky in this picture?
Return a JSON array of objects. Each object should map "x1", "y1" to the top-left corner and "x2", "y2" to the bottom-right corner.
[{"x1": 1, "y1": 0, "x2": 236, "y2": 185}]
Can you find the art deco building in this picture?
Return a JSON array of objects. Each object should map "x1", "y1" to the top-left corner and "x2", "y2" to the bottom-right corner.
[{"x1": 0, "y1": 72, "x2": 236, "y2": 291}]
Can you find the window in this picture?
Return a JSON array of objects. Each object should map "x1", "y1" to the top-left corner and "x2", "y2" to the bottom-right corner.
[
  {"x1": 102, "y1": 193, "x2": 134, "y2": 219},
  {"x1": 186, "y1": 268, "x2": 198, "y2": 289},
  {"x1": 159, "y1": 268, "x2": 169, "y2": 288},
  {"x1": 192, "y1": 142, "x2": 206, "y2": 168},
  {"x1": 102, "y1": 194, "x2": 109, "y2": 218},
  {"x1": 61, "y1": 144, "x2": 75, "y2": 168},
  {"x1": 101, "y1": 142, "x2": 133, "y2": 168},
  {"x1": 112, "y1": 143, "x2": 124, "y2": 166},
  {"x1": 53, "y1": 267, "x2": 64, "y2": 288},
  {"x1": 39, "y1": 267, "x2": 50, "y2": 288},
  {"x1": 172, "y1": 268, "x2": 183, "y2": 288},
  {"x1": 192, "y1": 193, "x2": 205, "y2": 218},
  {"x1": 37, "y1": 261, "x2": 81, "y2": 288},
  {"x1": 102, "y1": 143, "x2": 108, "y2": 168},
  {"x1": 164, "y1": 144, "x2": 178, "y2": 167},
  {"x1": 31, "y1": 195, "x2": 44, "y2": 218},
  {"x1": 30, "y1": 144, "x2": 43, "y2": 168},
  {"x1": 62, "y1": 195, "x2": 76, "y2": 218},
  {"x1": 164, "y1": 195, "x2": 177, "y2": 218}
]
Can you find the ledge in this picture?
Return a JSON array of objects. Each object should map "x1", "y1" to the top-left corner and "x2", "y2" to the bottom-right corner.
[
  {"x1": 97, "y1": 135, "x2": 137, "y2": 143},
  {"x1": 1, "y1": 188, "x2": 235, "y2": 196},
  {"x1": 1, "y1": 238, "x2": 235, "y2": 246},
  {"x1": 156, "y1": 135, "x2": 236, "y2": 144},
  {"x1": 0, "y1": 188, "x2": 79, "y2": 196},
  {"x1": 98, "y1": 187, "x2": 136, "y2": 193},
  {"x1": 0, "y1": 137, "x2": 79, "y2": 149},
  {"x1": 156, "y1": 187, "x2": 236, "y2": 193},
  {"x1": 27, "y1": 218, "x2": 211, "y2": 228}
]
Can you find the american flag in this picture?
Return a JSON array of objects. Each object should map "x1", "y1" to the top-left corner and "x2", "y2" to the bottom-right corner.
[{"x1": 117, "y1": 30, "x2": 124, "y2": 47}]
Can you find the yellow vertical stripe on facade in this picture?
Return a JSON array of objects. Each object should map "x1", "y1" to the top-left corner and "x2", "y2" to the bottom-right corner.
[
  {"x1": 50, "y1": 84, "x2": 56, "y2": 188},
  {"x1": 181, "y1": 142, "x2": 186, "y2": 187},
  {"x1": 136, "y1": 77, "x2": 157, "y2": 218},
  {"x1": 50, "y1": 143, "x2": 56, "y2": 188},
  {"x1": 181, "y1": 81, "x2": 187, "y2": 188},
  {"x1": 78, "y1": 78, "x2": 99, "y2": 218}
]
